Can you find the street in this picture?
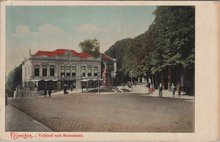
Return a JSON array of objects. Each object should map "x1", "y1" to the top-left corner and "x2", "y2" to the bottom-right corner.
[{"x1": 7, "y1": 93, "x2": 194, "y2": 132}]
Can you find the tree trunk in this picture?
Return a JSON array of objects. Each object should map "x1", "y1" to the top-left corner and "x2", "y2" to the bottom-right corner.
[
  {"x1": 161, "y1": 72, "x2": 164, "y2": 90},
  {"x1": 151, "y1": 75, "x2": 154, "y2": 86},
  {"x1": 168, "y1": 66, "x2": 171, "y2": 91},
  {"x1": 181, "y1": 70, "x2": 184, "y2": 87},
  {"x1": 155, "y1": 73, "x2": 158, "y2": 88}
]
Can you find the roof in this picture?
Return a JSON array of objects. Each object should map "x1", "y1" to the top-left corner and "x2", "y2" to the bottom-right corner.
[{"x1": 33, "y1": 49, "x2": 93, "y2": 59}]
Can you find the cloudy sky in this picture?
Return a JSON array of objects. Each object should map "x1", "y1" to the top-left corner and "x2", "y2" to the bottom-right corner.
[{"x1": 6, "y1": 6, "x2": 156, "y2": 76}]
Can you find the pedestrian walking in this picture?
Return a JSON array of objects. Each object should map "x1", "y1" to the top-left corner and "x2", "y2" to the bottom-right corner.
[
  {"x1": 158, "y1": 83, "x2": 163, "y2": 98},
  {"x1": 64, "y1": 83, "x2": 68, "y2": 94},
  {"x1": 171, "y1": 83, "x2": 176, "y2": 97}
]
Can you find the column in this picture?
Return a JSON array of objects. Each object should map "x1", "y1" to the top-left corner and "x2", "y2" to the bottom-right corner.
[
  {"x1": 47, "y1": 65, "x2": 50, "y2": 77},
  {"x1": 75, "y1": 64, "x2": 80, "y2": 88},
  {"x1": 39, "y1": 65, "x2": 42, "y2": 77}
]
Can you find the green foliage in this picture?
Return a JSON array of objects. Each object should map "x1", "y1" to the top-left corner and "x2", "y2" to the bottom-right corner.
[
  {"x1": 6, "y1": 63, "x2": 22, "y2": 96},
  {"x1": 79, "y1": 38, "x2": 100, "y2": 58},
  {"x1": 152, "y1": 6, "x2": 195, "y2": 70},
  {"x1": 105, "y1": 6, "x2": 195, "y2": 85}
]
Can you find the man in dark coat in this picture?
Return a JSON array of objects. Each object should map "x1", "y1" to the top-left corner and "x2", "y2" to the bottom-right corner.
[{"x1": 48, "y1": 83, "x2": 52, "y2": 98}]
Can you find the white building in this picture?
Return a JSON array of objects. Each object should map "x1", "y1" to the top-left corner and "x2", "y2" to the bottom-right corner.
[{"x1": 22, "y1": 49, "x2": 102, "y2": 90}]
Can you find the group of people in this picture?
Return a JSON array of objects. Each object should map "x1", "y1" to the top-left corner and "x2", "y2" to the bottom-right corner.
[
  {"x1": 63, "y1": 83, "x2": 75, "y2": 94},
  {"x1": 44, "y1": 84, "x2": 52, "y2": 98},
  {"x1": 147, "y1": 82, "x2": 182, "y2": 98}
]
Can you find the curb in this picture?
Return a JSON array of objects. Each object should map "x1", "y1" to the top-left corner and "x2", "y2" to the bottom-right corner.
[{"x1": 8, "y1": 104, "x2": 53, "y2": 132}]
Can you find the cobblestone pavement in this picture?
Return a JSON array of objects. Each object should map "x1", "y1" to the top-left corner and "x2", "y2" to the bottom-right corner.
[
  {"x1": 8, "y1": 93, "x2": 194, "y2": 132},
  {"x1": 5, "y1": 104, "x2": 52, "y2": 132}
]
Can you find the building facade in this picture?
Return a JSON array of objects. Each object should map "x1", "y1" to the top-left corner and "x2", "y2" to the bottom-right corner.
[{"x1": 22, "y1": 49, "x2": 102, "y2": 90}]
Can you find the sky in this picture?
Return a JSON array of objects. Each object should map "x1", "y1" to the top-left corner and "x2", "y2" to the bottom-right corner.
[{"x1": 6, "y1": 6, "x2": 156, "y2": 76}]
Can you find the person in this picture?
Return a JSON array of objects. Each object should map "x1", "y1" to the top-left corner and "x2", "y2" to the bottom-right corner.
[
  {"x1": 64, "y1": 83, "x2": 68, "y2": 94},
  {"x1": 44, "y1": 84, "x2": 47, "y2": 98},
  {"x1": 70, "y1": 84, "x2": 73, "y2": 92},
  {"x1": 171, "y1": 83, "x2": 176, "y2": 97},
  {"x1": 158, "y1": 83, "x2": 163, "y2": 98},
  {"x1": 177, "y1": 82, "x2": 181, "y2": 98},
  {"x1": 13, "y1": 88, "x2": 17, "y2": 98},
  {"x1": 127, "y1": 81, "x2": 131, "y2": 88},
  {"x1": 48, "y1": 83, "x2": 52, "y2": 98},
  {"x1": 150, "y1": 83, "x2": 155, "y2": 93},
  {"x1": 134, "y1": 81, "x2": 137, "y2": 86}
]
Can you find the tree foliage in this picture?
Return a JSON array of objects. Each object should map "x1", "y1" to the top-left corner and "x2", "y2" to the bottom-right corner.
[
  {"x1": 6, "y1": 63, "x2": 22, "y2": 96},
  {"x1": 105, "y1": 6, "x2": 195, "y2": 84},
  {"x1": 152, "y1": 6, "x2": 195, "y2": 70},
  {"x1": 79, "y1": 38, "x2": 100, "y2": 58}
]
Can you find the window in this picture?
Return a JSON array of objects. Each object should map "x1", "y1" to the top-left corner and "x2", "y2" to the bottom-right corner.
[
  {"x1": 72, "y1": 66, "x2": 76, "y2": 76},
  {"x1": 34, "y1": 65, "x2": 40, "y2": 76},
  {"x1": 66, "y1": 66, "x2": 71, "y2": 76},
  {"x1": 50, "y1": 65, "x2": 55, "y2": 76},
  {"x1": 94, "y1": 66, "x2": 98, "y2": 76},
  {"x1": 42, "y1": 66, "x2": 47, "y2": 76},
  {"x1": 81, "y1": 66, "x2": 86, "y2": 77},
  {"x1": 61, "y1": 65, "x2": 65, "y2": 77},
  {"x1": 87, "y1": 66, "x2": 92, "y2": 76}
]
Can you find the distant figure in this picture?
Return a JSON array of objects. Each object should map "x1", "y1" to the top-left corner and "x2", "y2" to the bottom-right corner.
[
  {"x1": 13, "y1": 89, "x2": 17, "y2": 98},
  {"x1": 127, "y1": 81, "x2": 131, "y2": 88},
  {"x1": 44, "y1": 84, "x2": 47, "y2": 98},
  {"x1": 159, "y1": 83, "x2": 163, "y2": 98},
  {"x1": 134, "y1": 81, "x2": 137, "y2": 86},
  {"x1": 70, "y1": 84, "x2": 73, "y2": 92},
  {"x1": 171, "y1": 83, "x2": 176, "y2": 97},
  {"x1": 64, "y1": 83, "x2": 68, "y2": 94},
  {"x1": 150, "y1": 83, "x2": 154, "y2": 93},
  {"x1": 48, "y1": 83, "x2": 52, "y2": 98}
]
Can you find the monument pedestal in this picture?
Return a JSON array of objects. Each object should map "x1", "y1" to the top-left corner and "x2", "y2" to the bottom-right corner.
[{"x1": 102, "y1": 68, "x2": 111, "y2": 87}]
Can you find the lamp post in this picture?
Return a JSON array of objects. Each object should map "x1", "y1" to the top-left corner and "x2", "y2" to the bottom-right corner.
[
  {"x1": 97, "y1": 72, "x2": 101, "y2": 94},
  {"x1": 81, "y1": 73, "x2": 84, "y2": 93},
  {"x1": 111, "y1": 71, "x2": 116, "y2": 87}
]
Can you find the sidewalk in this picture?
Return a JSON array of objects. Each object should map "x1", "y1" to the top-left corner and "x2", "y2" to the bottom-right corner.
[
  {"x1": 5, "y1": 104, "x2": 52, "y2": 132},
  {"x1": 118, "y1": 84, "x2": 194, "y2": 100},
  {"x1": 51, "y1": 88, "x2": 82, "y2": 96}
]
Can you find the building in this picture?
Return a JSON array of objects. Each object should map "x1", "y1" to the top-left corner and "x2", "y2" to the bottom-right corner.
[{"x1": 22, "y1": 49, "x2": 102, "y2": 90}]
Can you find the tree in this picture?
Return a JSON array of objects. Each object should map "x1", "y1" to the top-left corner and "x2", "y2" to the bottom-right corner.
[
  {"x1": 79, "y1": 38, "x2": 100, "y2": 58},
  {"x1": 152, "y1": 6, "x2": 195, "y2": 69},
  {"x1": 5, "y1": 63, "x2": 22, "y2": 97},
  {"x1": 152, "y1": 6, "x2": 195, "y2": 91},
  {"x1": 105, "y1": 38, "x2": 133, "y2": 84}
]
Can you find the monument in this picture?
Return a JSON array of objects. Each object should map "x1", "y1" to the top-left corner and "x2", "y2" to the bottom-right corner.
[{"x1": 102, "y1": 61, "x2": 111, "y2": 87}]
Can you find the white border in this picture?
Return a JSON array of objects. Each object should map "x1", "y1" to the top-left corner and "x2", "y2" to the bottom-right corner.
[{"x1": 1, "y1": 1, "x2": 219, "y2": 141}]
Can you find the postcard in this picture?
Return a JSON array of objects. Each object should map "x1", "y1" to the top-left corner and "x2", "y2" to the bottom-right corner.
[{"x1": 0, "y1": 1, "x2": 219, "y2": 141}]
